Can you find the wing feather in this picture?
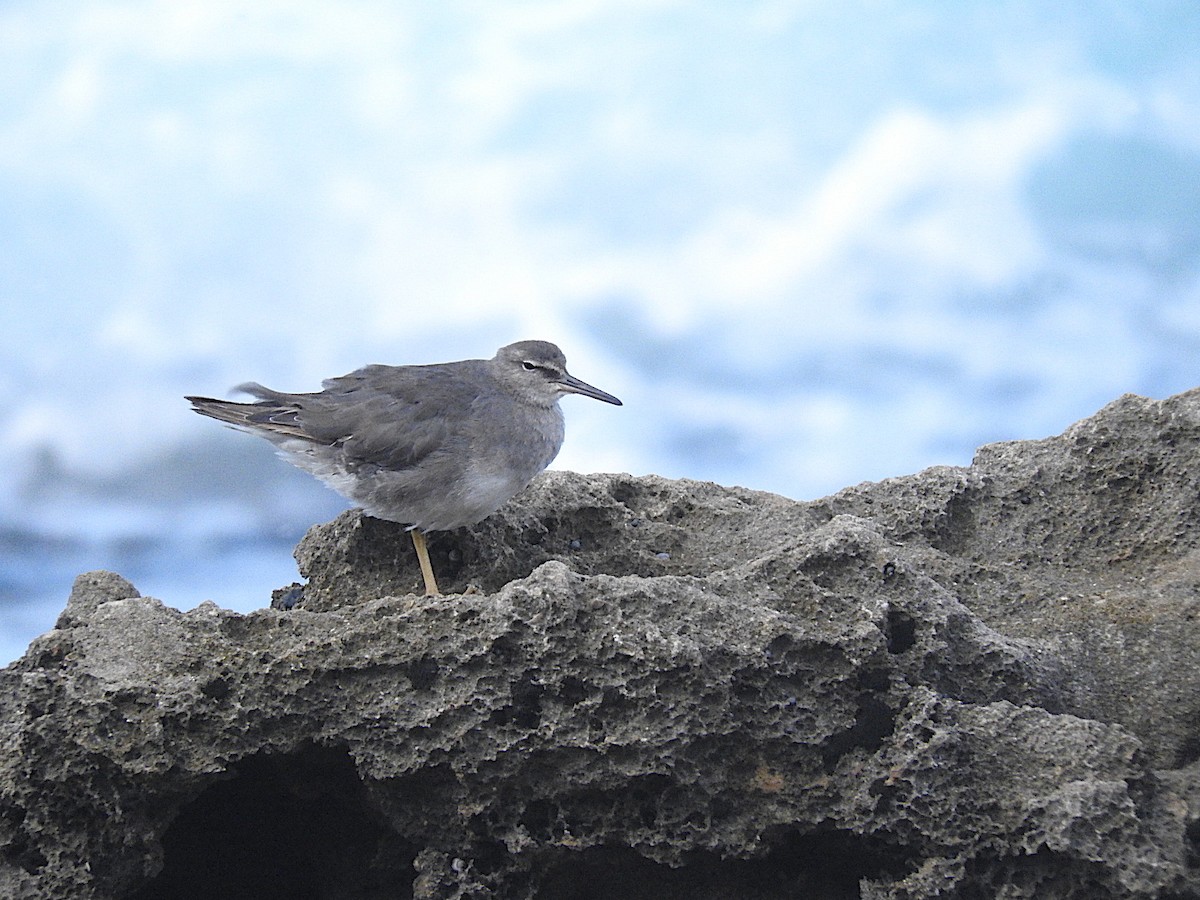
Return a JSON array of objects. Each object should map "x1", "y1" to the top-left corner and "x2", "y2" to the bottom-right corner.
[{"x1": 189, "y1": 359, "x2": 497, "y2": 473}]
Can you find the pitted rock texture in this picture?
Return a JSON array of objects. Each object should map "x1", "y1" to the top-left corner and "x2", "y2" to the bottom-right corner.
[{"x1": 3, "y1": 390, "x2": 1200, "y2": 899}]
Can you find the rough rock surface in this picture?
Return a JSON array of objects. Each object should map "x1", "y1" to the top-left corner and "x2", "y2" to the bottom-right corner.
[{"x1": 3, "y1": 390, "x2": 1200, "y2": 899}]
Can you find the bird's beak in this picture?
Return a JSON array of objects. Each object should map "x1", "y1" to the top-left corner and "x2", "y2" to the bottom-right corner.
[{"x1": 558, "y1": 373, "x2": 623, "y2": 406}]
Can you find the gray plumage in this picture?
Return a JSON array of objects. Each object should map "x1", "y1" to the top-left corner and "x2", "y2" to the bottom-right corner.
[{"x1": 186, "y1": 340, "x2": 622, "y2": 534}]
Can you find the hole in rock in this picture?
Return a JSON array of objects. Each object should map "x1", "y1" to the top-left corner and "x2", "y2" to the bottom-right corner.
[
  {"x1": 130, "y1": 744, "x2": 414, "y2": 900},
  {"x1": 961, "y1": 846, "x2": 1112, "y2": 897},
  {"x1": 1, "y1": 804, "x2": 46, "y2": 875},
  {"x1": 885, "y1": 608, "x2": 917, "y2": 655},
  {"x1": 404, "y1": 656, "x2": 440, "y2": 691},
  {"x1": 535, "y1": 830, "x2": 912, "y2": 899},
  {"x1": 1176, "y1": 717, "x2": 1200, "y2": 768},
  {"x1": 1186, "y1": 818, "x2": 1200, "y2": 870},
  {"x1": 821, "y1": 696, "x2": 897, "y2": 773},
  {"x1": 608, "y1": 479, "x2": 640, "y2": 507}
]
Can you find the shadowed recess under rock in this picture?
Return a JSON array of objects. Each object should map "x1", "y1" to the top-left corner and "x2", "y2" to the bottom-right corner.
[
  {"x1": 532, "y1": 833, "x2": 913, "y2": 900},
  {"x1": 130, "y1": 745, "x2": 415, "y2": 900}
]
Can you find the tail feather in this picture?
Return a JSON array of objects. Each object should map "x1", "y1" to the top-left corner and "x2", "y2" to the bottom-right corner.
[
  {"x1": 186, "y1": 394, "x2": 311, "y2": 440},
  {"x1": 233, "y1": 381, "x2": 289, "y2": 401}
]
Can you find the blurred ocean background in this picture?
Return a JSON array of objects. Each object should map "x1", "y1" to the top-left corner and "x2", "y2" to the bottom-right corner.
[{"x1": 3, "y1": 1, "x2": 1200, "y2": 664}]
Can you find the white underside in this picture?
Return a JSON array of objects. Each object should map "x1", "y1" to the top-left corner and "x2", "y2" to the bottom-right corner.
[{"x1": 274, "y1": 439, "x2": 534, "y2": 532}]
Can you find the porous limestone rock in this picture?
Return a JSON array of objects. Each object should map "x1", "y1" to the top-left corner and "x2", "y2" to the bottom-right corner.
[{"x1": 3, "y1": 390, "x2": 1200, "y2": 898}]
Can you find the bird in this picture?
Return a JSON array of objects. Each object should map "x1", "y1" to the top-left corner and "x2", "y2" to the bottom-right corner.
[{"x1": 186, "y1": 340, "x2": 622, "y2": 597}]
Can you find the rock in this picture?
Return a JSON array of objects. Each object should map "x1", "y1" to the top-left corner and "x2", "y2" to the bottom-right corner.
[
  {"x1": 3, "y1": 390, "x2": 1200, "y2": 898},
  {"x1": 54, "y1": 570, "x2": 141, "y2": 629}
]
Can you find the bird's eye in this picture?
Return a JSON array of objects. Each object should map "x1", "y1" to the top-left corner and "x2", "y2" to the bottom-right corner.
[{"x1": 522, "y1": 361, "x2": 539, "y2": 371}]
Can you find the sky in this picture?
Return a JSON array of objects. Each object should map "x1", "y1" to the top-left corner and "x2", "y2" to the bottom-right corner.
[{"x1": 2, "y1": 0, "x2": 1200, "y2": 661}]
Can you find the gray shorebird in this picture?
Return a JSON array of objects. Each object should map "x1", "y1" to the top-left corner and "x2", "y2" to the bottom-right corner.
[{"x1": 186, "y1": 340, "x2": 622, "y2": 596}]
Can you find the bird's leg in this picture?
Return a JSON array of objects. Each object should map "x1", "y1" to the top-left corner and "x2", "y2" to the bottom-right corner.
[{"x1": 410, "y1": 529, "x2": 441, "y2": 597}]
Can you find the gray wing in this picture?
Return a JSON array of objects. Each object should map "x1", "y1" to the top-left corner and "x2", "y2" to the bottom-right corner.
[{"x1": 190, "y1": 360, "x2": 495, "y2": 472}]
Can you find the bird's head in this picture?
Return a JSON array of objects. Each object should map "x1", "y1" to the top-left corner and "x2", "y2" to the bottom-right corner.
[{"x1": 494, "y1": 341, "x2": 623, "y2": 408}]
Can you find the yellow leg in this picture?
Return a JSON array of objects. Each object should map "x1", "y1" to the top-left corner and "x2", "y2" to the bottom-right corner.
[{"x1": 410, "y1": 530, "x2": 441, "y2": 597}]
